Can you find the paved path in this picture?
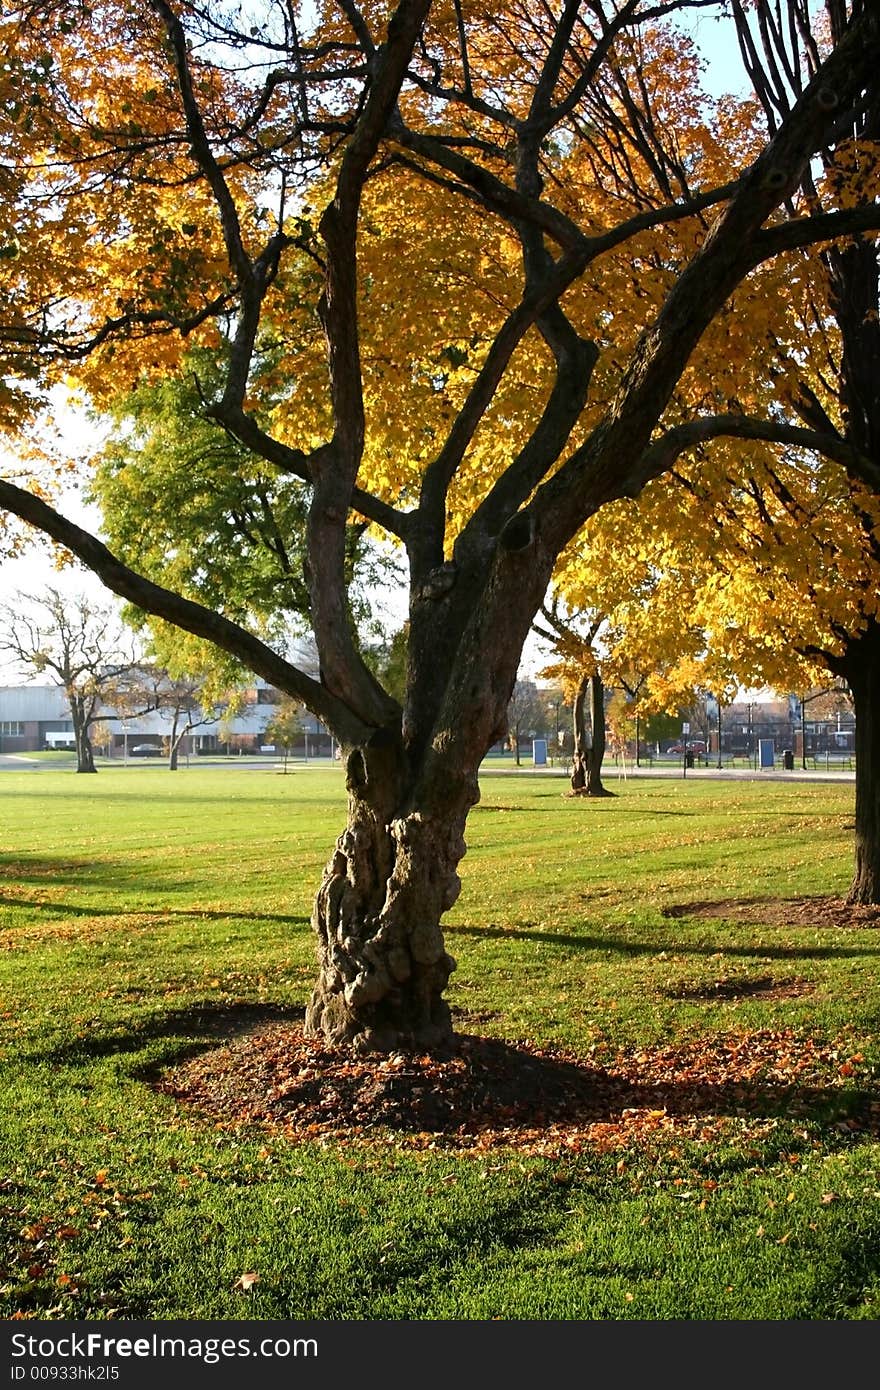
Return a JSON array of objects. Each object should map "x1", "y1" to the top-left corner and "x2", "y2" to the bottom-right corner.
[
  {"x1": 0, "y1": 753, "x2": 856, "y2": 783},
  {"x1": 481, "y1": 762, "x2": 856, "y2": 783}
]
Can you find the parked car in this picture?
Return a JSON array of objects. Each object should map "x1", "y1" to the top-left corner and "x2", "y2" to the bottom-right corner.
[
  {"x1": 666, "y1": 740, "x2": 707, "y2": 755},
  {"x1": 129, "y1": 743, "x2": 163, "y2": 756}
]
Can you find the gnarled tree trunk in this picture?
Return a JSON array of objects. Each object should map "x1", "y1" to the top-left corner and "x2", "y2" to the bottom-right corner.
[
  {"x1": 305, "y1": 734, "x2": 476, "y2": 1052},
  {"x1": 569, "y1": 671, "x2": 613, "y2": 797}
]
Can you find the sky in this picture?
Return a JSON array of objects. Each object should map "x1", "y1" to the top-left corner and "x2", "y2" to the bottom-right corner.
[{"x1": 0, "y1": 4, "x2": 750, "y2": 684}]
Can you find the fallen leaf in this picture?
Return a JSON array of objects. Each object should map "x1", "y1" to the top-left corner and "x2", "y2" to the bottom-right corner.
[{"x1": 234, "y1": 1272, "x2": 260, "y2": 1291}]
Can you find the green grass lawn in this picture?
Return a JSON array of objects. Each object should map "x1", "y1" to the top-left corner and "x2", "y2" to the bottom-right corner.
[{"x1": 1, "y1": 764, "x2": 878, "y2": 1321}]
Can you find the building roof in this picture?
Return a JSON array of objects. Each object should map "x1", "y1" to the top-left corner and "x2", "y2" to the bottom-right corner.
[
  {"x1": 0, "y1": 685, "x2": 70, "y2": 720},
  {"x1": 0, "y1": 682, "x2": 327, "y2": 737}
]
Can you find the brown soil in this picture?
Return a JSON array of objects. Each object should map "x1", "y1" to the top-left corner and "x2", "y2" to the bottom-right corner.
[
  {"x1": 662, "y1": 975, "x2": 813, "y2": 1002},
  {"x1": 157, "y1": 1022, "x2": 879, "y2": 1156},
  {"x1": 662, "y1": 894, "x2": 880, "y2": 929}
]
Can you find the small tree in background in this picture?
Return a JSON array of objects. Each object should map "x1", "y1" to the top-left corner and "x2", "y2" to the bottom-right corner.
[
  {"x1": 505, "y1": 679, "x2": 546, "y2": 767},
  {"x1": 264, "y1": 697, "x2": 305, "y2": 774},
  {"x1": 0, "y1": 588, "x2": 141, "y2": 772}
]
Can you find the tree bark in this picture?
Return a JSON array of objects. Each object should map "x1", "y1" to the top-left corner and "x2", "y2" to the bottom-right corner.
[
  {"x1": 70, "y1": 696, "x2": 97, "y2": 774},
  {"x1": 569, "y1": 671, "x2": 613, "y2": 797},
  {"x1": 841, "y1": 621, "x2": 880, "y2": 905},
  {"x1": 168, "y1": 709, "x2": 181, "y2": 771},
  {"x1": 304, "y1": 733, "x2": 470, "y2": 1052}
]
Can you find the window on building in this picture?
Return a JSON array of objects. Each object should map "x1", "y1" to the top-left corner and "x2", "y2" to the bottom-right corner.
[{"x1": 0, "y1": 721, "x2": 25, "y2": 736}]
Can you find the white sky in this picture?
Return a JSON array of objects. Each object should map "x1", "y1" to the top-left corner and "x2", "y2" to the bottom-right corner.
[{"x1": 0, "y1": 6, "x2": 749, "y2": 684}]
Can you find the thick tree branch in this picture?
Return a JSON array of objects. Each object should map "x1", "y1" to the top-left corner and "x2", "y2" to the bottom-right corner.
[
  {"x1": 205, "y1": 404, "x2": 410, "y2": 540},
  {"x1": 150, "y1": 0, "x2": 252, "y2": 286},
  {"x1": 638, "y1": 413, "x2": 880, "y2": 491},
  {"x1": 752, "y1": 203, "x2": 880, "y2": 262},
  {"x1": 531, "y1": 5, "x2": 880, "y2": 549},
  {"x1": 0, "y1": 480, "x2": 380, "y2": 746}
]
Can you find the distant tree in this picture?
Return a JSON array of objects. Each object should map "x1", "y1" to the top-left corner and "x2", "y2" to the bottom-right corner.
[
  {"x1": 642, "y1": 710, "x2": 679, "y2": 754},
  {"x1": 0, "y1": 588, "x2": 141, "y2": 772},
  {"x1": 264, "y1": 696, "x2": 305, "y2": 774},
  {"x1": 160, "y1": 676, "x2": 223, "y2": 770},
  {"x1": 505, "y1": 679, "x2": 545, "y2": 767},
  {"x1": 534, "y1": 603, "x2": 612, "y2": 797},
  {"x1": 605, "y1": 689, "x2": 635, "y2": 769},
  {"x1": 111, "y1": 665, "x2": 232, "y2": 770}
]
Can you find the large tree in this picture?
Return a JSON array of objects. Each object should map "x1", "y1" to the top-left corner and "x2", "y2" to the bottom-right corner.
[
  {"x1": 730, "y1": 0, "x2": 880, "y2": 903},
  {"x1": 612, "y1": 1, "x2": 880, "y2": 902},
  {"x1": 1, "y1": 2, "x2": 879, "y2": 1048}
]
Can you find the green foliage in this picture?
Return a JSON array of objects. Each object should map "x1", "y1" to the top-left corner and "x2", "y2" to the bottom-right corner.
[
  {"x1": 642, "y1": 710, "x2": 679, "y2": 747},
  {"x1": 361, "y1": 622, "x2": 409, "y2": 704},
  {"x1": 92, "y1": 346, "x2": 408, "y2": 671},
  {"x1": 263, "y1": 696, "x2": 304, "y2": 770},
  {"x1": 91, "y1": 350, "x2": 312, "y2": 629}
]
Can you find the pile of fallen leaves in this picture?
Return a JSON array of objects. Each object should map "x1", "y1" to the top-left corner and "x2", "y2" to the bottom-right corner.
[
  {"x1": 158, "y1": 1024, "x2": 879, "y2": 1155},
  {"x1": 662, "y1": 894, "x2": 880, "y2": 929}
]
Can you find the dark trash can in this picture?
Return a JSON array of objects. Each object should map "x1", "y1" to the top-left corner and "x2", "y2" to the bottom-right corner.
[
  {"x1": 782, "y1": 749, "x2": 794, "y2": 770},
  {"x1": 685, "y1": 750, "x2": 694, "y2": 768}
]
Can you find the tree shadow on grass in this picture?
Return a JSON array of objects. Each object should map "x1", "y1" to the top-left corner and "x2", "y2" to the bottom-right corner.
[
  {"x1": 29, "y1": 1000, "x2": 305, "y2": 1069},
  {"x1": 446, "y1": 922, "x2": 880, "y2": 960},
  {"x1": 0, "y1": 891, "x2": 309, "y2": 929}
]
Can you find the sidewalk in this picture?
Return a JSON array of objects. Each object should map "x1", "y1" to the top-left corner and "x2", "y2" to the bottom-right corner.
[{"x1": 480, "y1": 760, "x2": 856, "y2": 783}]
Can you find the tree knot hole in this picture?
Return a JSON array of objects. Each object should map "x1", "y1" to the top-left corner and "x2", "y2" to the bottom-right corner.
[
  {"x1": 499, "y1": 512, "x2": 534, "y2": 552},
  {"x1": 762, "y1": 168, "x2": 789, "y2": 191}
]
